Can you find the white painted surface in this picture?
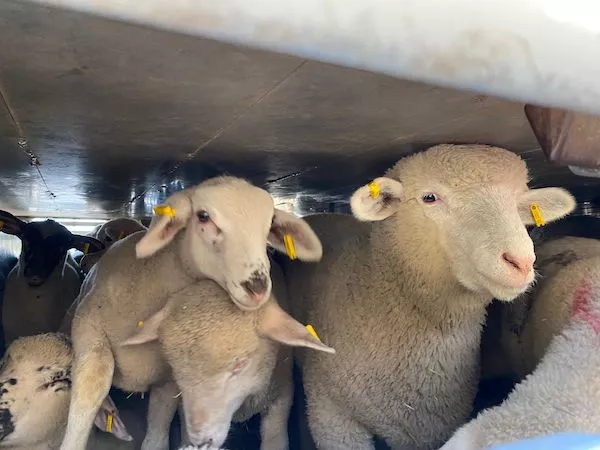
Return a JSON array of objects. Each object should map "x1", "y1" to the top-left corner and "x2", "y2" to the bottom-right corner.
[{"x1": 25, "y1": 0, "x2": 600, "y2": 115}]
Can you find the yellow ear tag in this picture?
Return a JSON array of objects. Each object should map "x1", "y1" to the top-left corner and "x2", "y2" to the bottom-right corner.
[
  {"x1": 117, "y1": 230, "x2": 125, "y2": 240},
  {"x1": 368, "y1": 181, "x2": 380, "y2": 199},
  {"x1": 283, "y1": 234, "x2": 297, "y2": 260},
  {"x1": 530, "y1": 203, "x2": 545, "y2": 227},
  {"x1": 0, "y1": 220, "x2": 4, "y2": 232},
  {"x1": 306, "y1": 324, "x2": 321, "y2": 342},
  {"x1": 106, "y1": 414, "x2": 113, "y2": 433},
  {"x1": 153, "y1": 205, "x2": 176, "y2": 218},
  {"x1": 137, "y1": 320, "x2": 144, "y2": 327},
  {"x1": 83, "y1": 243, "x2": 90, "y2": 255}
]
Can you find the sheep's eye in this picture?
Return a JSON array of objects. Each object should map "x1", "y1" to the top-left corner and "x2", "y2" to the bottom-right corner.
[
  {"x1": 422, "y1": 193, "x2": 438, "y2": 203},
  {"x1": 197, "y1": 211, "x2": 210, "y2": 223}
]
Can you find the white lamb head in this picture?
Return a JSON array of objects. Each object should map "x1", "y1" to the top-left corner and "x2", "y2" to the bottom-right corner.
[
  {"x1": 121, "y1": 279, "x2": 334, "y2": 448},
  {"x1": 350, "y1": 144, "x2": 576, "y2": 301},
  {"x1": 135, "y1": 176, "x2": 323, "y2": 311}
]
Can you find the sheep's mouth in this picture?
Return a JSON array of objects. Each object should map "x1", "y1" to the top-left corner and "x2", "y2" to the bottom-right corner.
[{"x1": 25, "y1": 278, "x2": 45, "y2": 287}]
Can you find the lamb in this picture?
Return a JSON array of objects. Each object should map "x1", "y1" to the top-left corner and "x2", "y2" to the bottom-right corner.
[
  {"x1": 58, "y1": 176, "x2": 324, "y2": 450},
  {"x1": 0, "y1": 211, "x2": 104, "y2": 347},
  {"x1": 79, "y1": 218, "x2": 147, "y2": 273},
  {"x1": 118, "y1": 264, "x2": 334, "y2": 450},
  {"x1": 283, "y1": 144, "x2": 576, "y2": 450},
  {"x1": 439, "y1": 257, "x2": 600, "y2": 449},
  {"x1": 0, "y1": 332, "x2": 138, "y2": 449}
]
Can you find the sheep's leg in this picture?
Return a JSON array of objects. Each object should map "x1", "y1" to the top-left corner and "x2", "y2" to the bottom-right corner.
[
  {"x1": 260, "y1": 377, "x2": 293, "y2": 450},
  {"x1": 305, "y1": 390, "x2": 374, "y2": 450},
  {"x1": 60, "y1": 338, "x2": 114, "y2": 450},
  {"x1": 142, "y1": 380, "x2": 179, "y2": 450}
]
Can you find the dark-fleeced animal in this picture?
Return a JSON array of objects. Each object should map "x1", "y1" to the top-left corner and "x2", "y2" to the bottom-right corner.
[{"x1": 0, "y1": 211, "x2": 104, "y2": 346}]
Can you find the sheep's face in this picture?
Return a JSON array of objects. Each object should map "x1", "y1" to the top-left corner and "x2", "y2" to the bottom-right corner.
[
  {"x1": 351, "y1": 145, "x2": 576, "y2": 301},
  {"x1": 119, "y1": 280, "x2": 334, "y2": 448},
  {"x1": 135, "y1": 177, "x2": 323, "y2": 311},
  {"x1": 0, "y1": 211, "x2": 104, "y2": 286},
  {"x1": 0, "y1": 334, "x2": 72, "y2": 447},
  {"x1": 175, "y1": 361, "x2": 263, "y2": 449},
  {"x1": 156, "y1": 285, "x2": 273, "y2": 448}
]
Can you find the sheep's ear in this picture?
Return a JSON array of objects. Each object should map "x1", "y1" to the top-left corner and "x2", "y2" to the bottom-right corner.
[
  {"x1": 71, "y1": 235, "x2": 105, "y2": 254},
  {"x1": 88, "y1": 224, "x2": 102, "y2": 238},
  {"x1": 103, "y1": 219, "x2": 146, "y2": 243},
  {"x1": 268, "y1": 209, "x2": 323, "y2": 262},
  {"x1": 136, "y1": 192, "x2": 193, "y2": 259},
  {"x1": 350, "y1": 177, "x2": 403, "y2": 222},
  {"x1": 120, "y1": 302, "x2": 172, "y2": 346},
  {"x1": 94, "y1": 396, "x2": 133, "y2": 442},
  {"x1": 0, "y1": 210, "x2": 26, "y2": 236},
  {"x1": 257, "y1": 301, "x2": 335, "y2": 354},
  {"x1": 518, "y1": 188, "x2": 576, "y2": 226}
]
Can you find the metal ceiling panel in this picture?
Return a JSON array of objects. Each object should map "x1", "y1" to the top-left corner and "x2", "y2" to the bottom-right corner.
[{"x1": 0, "y1": 0, "x2": 596, "y2": 219}]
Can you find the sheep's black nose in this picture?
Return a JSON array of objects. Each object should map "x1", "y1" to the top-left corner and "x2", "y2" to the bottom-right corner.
[{"x1": 241, "y1": 273, "x2": 268, "y2": 301}]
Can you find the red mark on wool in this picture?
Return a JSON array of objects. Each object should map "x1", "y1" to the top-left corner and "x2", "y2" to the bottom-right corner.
[{"x1": 571, "y1": 280, "x2": 600, "y2": 335}]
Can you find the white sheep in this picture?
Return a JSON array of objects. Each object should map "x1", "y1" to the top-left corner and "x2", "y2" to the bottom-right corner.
[
  {"x1": 284, "y1": 144, "x2": 576, "y2": 450},
  {"x1": 0, "y1": 332, "x2": 139, "y2": 449},
  {"x1": 58, "y1": 176, "x2": 325, "y2": 450},
  {"x1": 440, "y1": 256, "x2": 600, "y2": 449},
  {"x1": 119, "y1": 264, "x2": 333, "y2": 450},
  {"x1": 0, "y1": 211, "x2": 104, "y2": 347},
  {"x1": 79, "y1": 218, "x2": 147, "y2": 274}
]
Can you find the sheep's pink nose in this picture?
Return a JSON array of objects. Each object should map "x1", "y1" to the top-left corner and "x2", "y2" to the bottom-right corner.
[{"x1": 502, "y1": 252, "x2": 534, "y2": 276}]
